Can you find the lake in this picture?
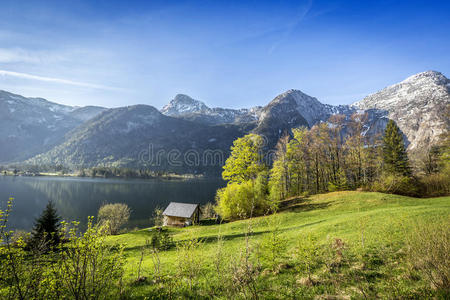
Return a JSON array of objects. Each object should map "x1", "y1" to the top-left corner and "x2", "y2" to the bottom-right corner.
[{"x1": 0, "y1": 175, "x2": 225, "y2": 231}]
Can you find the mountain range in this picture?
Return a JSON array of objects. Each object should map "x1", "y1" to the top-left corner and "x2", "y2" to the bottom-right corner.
[{"x1": 1, "y1": 70, "x2": 448, "y2": 175}]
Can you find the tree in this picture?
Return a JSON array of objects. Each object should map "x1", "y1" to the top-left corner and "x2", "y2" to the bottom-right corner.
[
  {"x1": 222, "y1": 134, "x2": 267, "y2": 183},
  {"x1": 97, "y1": 203, "x2": 131, "y2": 235},
  {"x1": 218, "y1": 134, "x2": 270, "y2": 220},
  {"x1": 382, "y1": 120, "x2": 411, "y2": 176},
  {"x1": 216, "y1": 180, "x2": 268, "y2": 219},
  {"x1": 151, "y1": 207, "x2": 164, "y2": 227},
  {"x1": 269, "y1": 134, "x2": 291, "y2": 201},
  {"x1": 30, "y1": 201, "x2": 61, "y2": 251},
  {"x1": 287, "y1": 127, "x2": 310, "y2": 195},
  {"x1": 421, "y1": 145, "x2": 441, "y2": 175}
]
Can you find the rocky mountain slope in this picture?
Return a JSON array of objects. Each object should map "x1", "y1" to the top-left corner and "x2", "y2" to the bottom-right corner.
[
  {"x1": 353, "y1": 71, "x2": 450, "y2": 152},
  {"x1": 252, "y1": 89, "x2": 360, "y2": 146},
  {"x1": 0, "y1": 90, "x2": 105, "y2": 163},
  {"x1": 27, "y1": 105, "x2": 252, "y2": 175},
  {"x1": 161, "y1": 94, "x2": 263, "y2": 125}
]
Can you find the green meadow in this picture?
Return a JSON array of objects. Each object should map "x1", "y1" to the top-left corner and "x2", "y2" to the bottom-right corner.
[{"x1": 107, "y1": 191, "x2": 450, "y2": 299}]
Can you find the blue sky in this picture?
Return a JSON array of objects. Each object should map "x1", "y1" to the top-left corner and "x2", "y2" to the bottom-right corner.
[{"x1": 0, "y1": 0, "x2": 449, "y2": 109}]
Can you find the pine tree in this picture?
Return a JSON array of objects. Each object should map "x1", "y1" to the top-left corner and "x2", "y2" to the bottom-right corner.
[
  {"x1": 382, "y1": 120, "x2": 411, "y2": 176},
  {"x1": 30, "y1": 201, "x2": 61, "y2": 250}
]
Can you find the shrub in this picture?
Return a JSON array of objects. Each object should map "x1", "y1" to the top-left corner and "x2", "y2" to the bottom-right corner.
[
  {"x1": 257, "y1": 218, "x2": 288, "y2": 270},
  {"x1": 370, "y1": 174, "x2": 419, "y2": 196},
  {"x1": 55, "y1": 217, "x2": 126, "y2": 299},
  {"x1": 293, "y1": 234, "x2": 322, "y2": 280},
  {"x1": 201, "y1": 202, "x2": 216, "y2": 219},
  {"x1": 151, "y1": 207, "x2": 164, "y2": 227},
  {"x1": 406, "y1": 219, "x2": 450, "y2": 293},
  {"x1": 418, "y1": 172, "x2": 450, "y2": 197},
  {"x1": 0, "y1": 198, "x2": 50, "y2": 299},
  {"x1": 97, "y1": 203, "x2": 131, "y2": 235},
  {"x1": 149, "y1": 229, "x2": 174, "y2": 251},
  {"x1": 1, "y1": 199, "x2": 127, "y2": 299},
  {"x1": 216, "y1": 180, "x2": 270, "y2": 220},
  {"x1": 176, "y1": 236, "x2": 204, "y2": 291}
]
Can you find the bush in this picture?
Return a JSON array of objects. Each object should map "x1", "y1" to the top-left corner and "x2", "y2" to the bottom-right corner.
[
  {"x1": 201, "y1": 202, "x2": 216, "y2": 219},
  {"x1": 150, "y1": 229, "x2": 174, "y2": 251},
  {"x1": 151, "y1": 207, "x2": 164, "y2": 227},
  {"x1": 216, "y1": 178, "x2": 270, "y2": 220},
  {"x1": 406, "y1": 219, "x2": 450, "y2": 294},
  {"x1": 1, "y1": 199, "x2": 127, "y2": 299},
  {"x1": 97, "y1": 203, "x2": 131, "y2": 235},
  {"x1": 176, "y1": 236, "x2": 204, "y2": 291},
  {"x1": 257, "y1": 217, "x2": 288, "y2": 270},
  {"x1": 369, "y1": 174, "x2": 419, "y2": 196},
  {"x1": 293, "y1": 234, "x2": 323, "y2": 280},
  {"x1": 418, "y1": 172, "x2": 450, "y2": 197},
  {"x1": 55, "y1": 218, "x2": 126, "y2": 299}
]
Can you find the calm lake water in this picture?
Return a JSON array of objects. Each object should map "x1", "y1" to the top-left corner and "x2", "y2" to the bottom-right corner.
[{"x1": 0, "y1": 175, "x2": 225, "y2": 231}]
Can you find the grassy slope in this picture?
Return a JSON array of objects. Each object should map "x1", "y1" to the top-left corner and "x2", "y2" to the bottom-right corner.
[{"x1": 107, "y1": 191, "x2": 449, "y2": 297}]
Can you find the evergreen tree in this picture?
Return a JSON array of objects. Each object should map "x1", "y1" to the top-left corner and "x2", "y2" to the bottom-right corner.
[
  {"x1": 30, "y1": 201, "x2": 61, "y2": 250},
  {"x1": 382, "y1": 120, "x2": 411, "y2": 176}
]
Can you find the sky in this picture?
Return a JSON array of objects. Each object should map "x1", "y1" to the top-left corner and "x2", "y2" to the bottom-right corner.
[{"x1": 0, "y1": 0, "x2": 449, "y2": 109}]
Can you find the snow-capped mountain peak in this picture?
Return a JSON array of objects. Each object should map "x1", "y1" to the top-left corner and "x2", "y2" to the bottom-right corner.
[
  {"x1": 353, "y1": 71, "x2": 450, "y2": 152},
  {"x1": 161, "y1": 94, "x2": 209, "y2": 116},
  {"x1": 160, "y1": 94, "x2": 263, "y2": 125}
]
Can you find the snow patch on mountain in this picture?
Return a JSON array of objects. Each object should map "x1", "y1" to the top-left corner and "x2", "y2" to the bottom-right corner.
[
  {"x1": 161, "y1": 94, "x2": 263, "y2": 125},
  {"x1": 353, "y1": 70, "x2": 450, "y2": 151}
]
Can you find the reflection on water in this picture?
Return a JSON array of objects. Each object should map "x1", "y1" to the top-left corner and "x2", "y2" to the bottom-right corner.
[{"x1": 0, "y1": 176, "x2": 225, "y2": 231}]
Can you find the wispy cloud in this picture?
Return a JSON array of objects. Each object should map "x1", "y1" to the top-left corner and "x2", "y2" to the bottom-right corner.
[
  {"x1": 268, "y1": 0, "x2": 314, "y2": 54},
  {"x1": 0, "y1": 70, "x2": 125, "y2": 91},
  {"x1": 0, "y1": 48, "x2": 69, "y2": 64}
]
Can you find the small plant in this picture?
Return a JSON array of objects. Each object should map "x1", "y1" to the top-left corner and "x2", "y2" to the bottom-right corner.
[
  {"x1": 257, "y1": 216, "x2": 288, "y2": 271},
  {"x1": 56, "y1": 217, "x2": 126, "y2": 299},
  {"x1": 324, "y1": 237, "x2": 348, "y2": 274},
  {"x1": 293, "y1": 234, "x2": 322, "y2": 282},
  {"x1": 150, "y1": 229, "x2": 174, "y2": 251},
  {"x1": 406, "y1": 218, "x2": 450, "y2": 293},
  {"x1": 176, "y1": 235, "x2": 204, "y2": 291},
  {"x1": 230, "y1": 245, "x2": 260, "y2": 299},
  {"x1": 229, "y1": 218, "x2": 261, "y2": 300}
]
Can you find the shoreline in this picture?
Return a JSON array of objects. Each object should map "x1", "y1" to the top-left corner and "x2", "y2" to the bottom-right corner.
[{"x1": 0, "y1": 171, "x2": 208, "y2": 181}]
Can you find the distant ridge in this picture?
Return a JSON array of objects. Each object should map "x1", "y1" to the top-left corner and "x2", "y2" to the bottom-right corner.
[{"x1": 0, "y1": 70, "x2": 448, "y2": 174}]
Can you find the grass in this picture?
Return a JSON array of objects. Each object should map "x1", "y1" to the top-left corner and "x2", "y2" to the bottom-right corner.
[{"x1": 106, "y1": 191, "x2": 450, "y2": 298}]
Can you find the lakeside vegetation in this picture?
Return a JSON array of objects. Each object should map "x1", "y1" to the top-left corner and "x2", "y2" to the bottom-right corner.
[{"x1": 0, "y1": 165, "x2": 203, "y2": 180}]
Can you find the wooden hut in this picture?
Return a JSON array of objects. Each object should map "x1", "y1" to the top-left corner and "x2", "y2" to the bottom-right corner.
[{"x1": 162, "y1": 202, "x2": 200, "y2": 227}]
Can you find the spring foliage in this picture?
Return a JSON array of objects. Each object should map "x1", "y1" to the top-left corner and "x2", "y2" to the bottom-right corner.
[
  {"x1": 97, "y1": 203, "x2": 131, "y2": 235},
  {"x1": 217, "y1": 134, "x2": 271, "y2": 219}
]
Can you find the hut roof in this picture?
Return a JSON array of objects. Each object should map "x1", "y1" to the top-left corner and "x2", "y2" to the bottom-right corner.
[{"x1": 163, "y1": 202, "x2": 199, "y2": 218}]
